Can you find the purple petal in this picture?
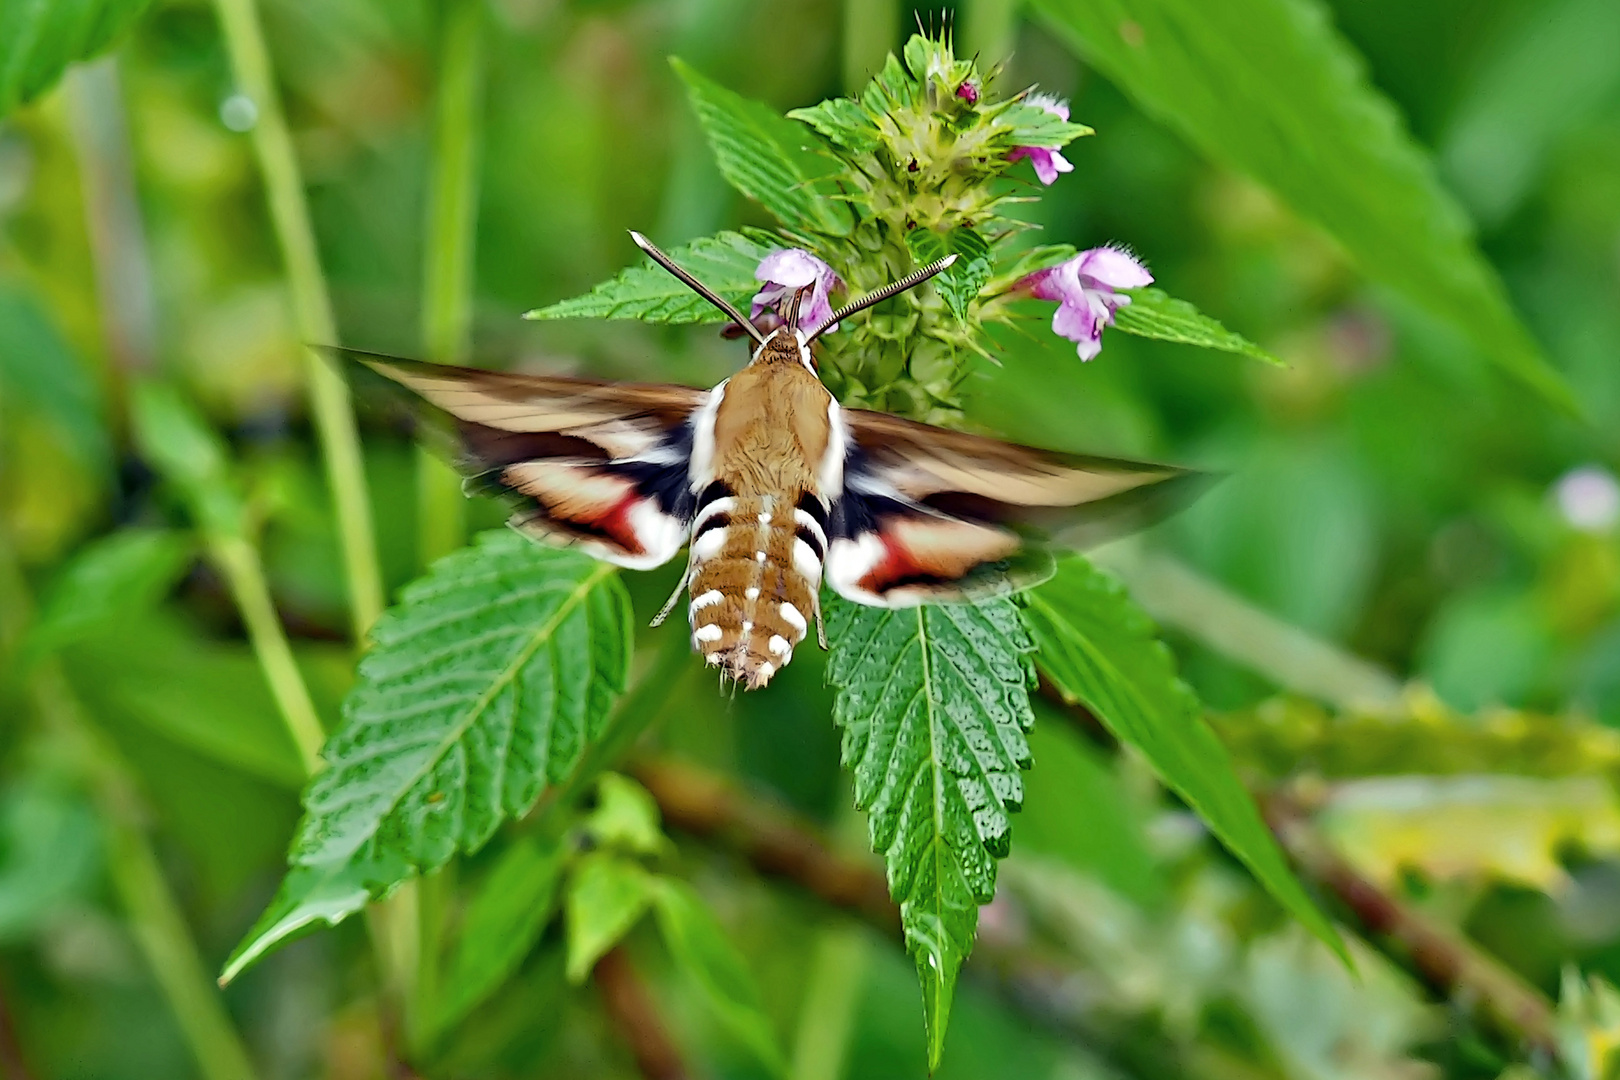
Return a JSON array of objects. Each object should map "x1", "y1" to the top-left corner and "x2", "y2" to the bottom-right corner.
[
  {"x1": 956, "y1": 80, "x2": 979, "y2": 105},
  {"x1": 755, "y1": 248, "x2": 823, "y2": 288},
  {"x1": 1051, "y1": 298, "x2": 1100, "y2": 349},
  {"x1": 1020, "y1": 264, "x2": 1070, "y2": 302},
  {"x1": 1075, "y1": 245, "x2": 1152, "y2": 289},
  {"x1": 749, "y1": 282, "x2": 788, "y2": 320}
]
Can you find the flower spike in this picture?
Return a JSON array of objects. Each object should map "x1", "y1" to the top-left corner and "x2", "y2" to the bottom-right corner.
[{"x1": 807, "y1": 254, "x2": 959, "y2": 343}]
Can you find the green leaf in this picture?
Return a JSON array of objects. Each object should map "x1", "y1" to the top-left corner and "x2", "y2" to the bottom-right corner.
[
  {"x1": 220, "y1": 851, "x2": 411, "y2": 985},
  {"x1": 1022, "y1": 557, "x2": 1346, "y2": 960},
  {"x1": 906, "y1": 227, "x2": 993, "y2": 323},
  {"x1": 130, "y1": 381, "x2": 245, "y2": 536},
  {"x1": 824, "y1": 597, "x2": 1034, "y2": 1071},
  {"x1": 651, "y1": 877, "x2": 787, "y2": 1076},
  {"x1": 787, "y1": 98, "x2": 880, "y2": 154},
  {"x1": 524, "y1": 230, "x2": 775, "y2": 324},
  {"x1": 20, "y1": 528, "x2": 193, "y2": 666},
  {"x1": 295, "y1": 531, "x2": 631, "y2": 872},
  {"x1": 670, "y1": 57, "x2": 853, "y2": 237},
  {"x1": 0, "y1": 0, "x2": 154, "y2": 116},
  {"x1": 1113, "y1": 287, "x2": 1283, "y2": 365},
  {"x1": 1031, "y1": 0, "x2": 1576, "y2": 411},
  {"x1": 565, "y1": 852, "x2": 656, "y2": 983},
  {"x1": 430, "y1": 835, "x2": 566, "y2": 1038},
  {"x1": 581, "y1": 773, "x2": 668, "y2": 858},
  {"x1": 995, "y1": 101, "x2": 1094, "y2": 147}
]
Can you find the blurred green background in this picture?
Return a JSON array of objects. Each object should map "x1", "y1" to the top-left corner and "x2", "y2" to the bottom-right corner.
[{"x1": 3, "y1": 0, "x2": 1620, "y2": 1077}]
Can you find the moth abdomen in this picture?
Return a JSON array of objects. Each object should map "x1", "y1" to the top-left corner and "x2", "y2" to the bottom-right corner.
[{"x1": 686, "y1": 492, "x2": 821, "y2": 689}]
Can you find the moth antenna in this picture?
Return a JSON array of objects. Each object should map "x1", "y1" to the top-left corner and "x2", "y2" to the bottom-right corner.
[
  {"x1": 814, "y1": 594, "x2": 829, "y2": 651},
  {"x1": 629, "y1": 231, "x2": 767, "y2": 346},
  {"x1": 806, "y1": 254, "x2": 958, "y2": 343},
  {"x1": 649, "y1": 564, "x2": 692, "y2": 628}
]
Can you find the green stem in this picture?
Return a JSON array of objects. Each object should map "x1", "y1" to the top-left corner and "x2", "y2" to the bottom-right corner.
[
  {"x1": 104, "y1": 794, "x2": 264, "y2": 1080},
  {"x1": 210, "y1": 0, "x2": 384, "y2": 640},
  {"x1": 416, "y1": 0, "x2": 486, "y2": 570},
  {"x1": 211, "y1": 534, "x2": 326, "y2": 772}
]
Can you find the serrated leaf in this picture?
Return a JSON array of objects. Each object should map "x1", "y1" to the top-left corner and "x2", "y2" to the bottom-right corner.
[
  {"x1": 295, "y1": 531, "x2": 632, "y2": 872},
  {"x1": 1032, "y1": 0, "x2": 1575, "y2": 412},
  {"x1": 220, "y1": 851, "x2": 411, "y2": 985},
  {"x1": 671, "y1": 57, "x2": 852, "y2": 237},
  {"x1": 906, "y1": 227, "x2": 993, "y2": 323},
  {"x1": 651, "y1": 877, "x2": 787, "y2": 1076},
  {"x1": 524, "y1": 230, "x2": 774, "y2": 324},
  {"x1": 0, "y1": 0, "x2": 154, "y2": 116},
  {"x1": 566, "y1": 852, "x2": 656, "y2": 983},
  {"x1": 1022, "y1": 557, "x2": 1346, "y2": 961},
  {"x1": 1114, "y1": 287, "x2": 1283, "y2": 365},
  {"x1": 21, "y1": 528, "x2": 193, "y2": 666},
  {"x1": 787, "y1": 98, "x2": 879, "y2": 154},
  {"x1": 996, "y1": 101, "x2": 1094, "y2": 147},
  {"x1": 429, "y1": 834, "x2": 566, "y2": 1038},
  {"x1": 824, "y1": 597, "x2": 1034, "y2": 1070}
]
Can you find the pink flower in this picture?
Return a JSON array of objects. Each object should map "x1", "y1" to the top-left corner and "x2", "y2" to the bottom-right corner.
[
  {"x1": 1007, "y1": 93, "x2": 1074, "y2": 185},
  {"x1": 956, "y1": 80, "x2": 980, "y2": 105},
  {"x1": 1020, "y1": 246, "x2": 1152, "y2": 361},
  {"x1": 751, "y1": 249, "x2": 843, "y2": 334}
]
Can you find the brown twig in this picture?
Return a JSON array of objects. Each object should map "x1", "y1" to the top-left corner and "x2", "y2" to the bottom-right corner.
[
  {"x1": 628, "y1": 759, "x2": 899, "y2": 934},
  {"x1": 1034, "y1": 686, "x2": 1562, "y2": 1062},
  {"x1": 1264, "y1": 791, "x2": 1560, "y2": 1059},
  {"x1": 636, "y1": 741, "x2": 1563, "y2": 1068},
  {"x1": 593, "y1": 946, "x2": 692, "y2": 1080},
  {"x1": 0, "y1": 970, "x2": 38, "y2": 1080}
]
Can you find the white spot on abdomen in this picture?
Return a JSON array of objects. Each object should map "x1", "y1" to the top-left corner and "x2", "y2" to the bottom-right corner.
[
  {"x1": 768, "y1": 634, "x2": 792, "y2": 659},
  {"x1": 690, "y1": 590, "x2": 723, "y2": 611},
  {"x1": 691, "y1": 528, "x2": 727, "y2": 561},
  {"x1": 693, "y1": 624, "x2": 723, "y2": 643},
  {"x1": 779, "y1": 602, "x2": 807, "y2": 635}
]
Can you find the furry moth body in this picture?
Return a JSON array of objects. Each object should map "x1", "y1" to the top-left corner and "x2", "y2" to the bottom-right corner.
[{"x1": 348, "y1": 233, "x2": 1200, "y2": 689}]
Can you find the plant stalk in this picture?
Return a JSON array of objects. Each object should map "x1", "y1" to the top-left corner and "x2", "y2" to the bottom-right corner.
[
  {"x1": 417, "y1": 0, "x2": 486, "y2": 570},
  {"x1": 210, "y1": 0, "x2": 384, "y2": 640},
  {"x1": 210, "y1": 534, "x2": 326, "y2": 771}
]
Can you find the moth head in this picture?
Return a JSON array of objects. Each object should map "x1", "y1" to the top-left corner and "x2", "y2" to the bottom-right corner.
[
  {"x1": 751, "y1": 326, "x2": 817, "y2": 373},
  {"x1": 628, "y1": 230, "x2": 959, "y2": 352}
]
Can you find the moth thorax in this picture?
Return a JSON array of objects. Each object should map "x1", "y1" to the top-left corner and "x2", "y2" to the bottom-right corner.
[{"x1": 685, "y1": 490, "x2": 826, "y2": 689}]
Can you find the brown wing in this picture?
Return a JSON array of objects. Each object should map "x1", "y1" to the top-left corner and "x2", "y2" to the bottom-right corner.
[
  {"x1": 827, "y1": 408, "x2": 1206, "y2": 606},
  {"x1": 338, "y1": 349, "x2": 709, "y2": 569}
]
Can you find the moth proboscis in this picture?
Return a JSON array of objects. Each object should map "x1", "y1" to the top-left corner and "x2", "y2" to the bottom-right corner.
[{"x1": 338, "y1": 231, "x2": 1205, "y2": 689}]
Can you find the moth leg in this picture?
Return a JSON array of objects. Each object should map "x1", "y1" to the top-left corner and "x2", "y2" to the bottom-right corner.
[
  {"x1": 649, "y1": 563, "x2": 692, "y2": 628},
  {"x1": 813, "y1": 591, "x2": 829, "y2": 651}
]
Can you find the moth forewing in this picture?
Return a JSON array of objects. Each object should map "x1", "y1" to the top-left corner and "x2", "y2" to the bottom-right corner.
[{"x1": 331, "y1": 235, "x2": 1204, "y2": 690}]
